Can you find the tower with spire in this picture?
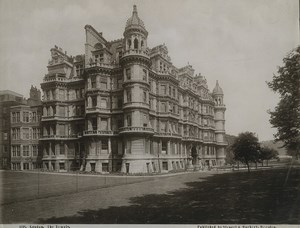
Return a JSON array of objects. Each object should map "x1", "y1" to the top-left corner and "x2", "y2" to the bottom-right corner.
[{"x1": 212, "y1": 80, "x2": 226, "y2": 166}]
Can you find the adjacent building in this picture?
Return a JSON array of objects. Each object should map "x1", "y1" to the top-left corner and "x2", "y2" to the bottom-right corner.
[
  {"x1": 39, "y1": 5, "x2": 227, "y2": 174},
  {"x1": 0, "y1": 90, "x2": 25, "y2": 169},
  {"x1": 0, "y1": 87, "x2": 42, "y2": 170}
]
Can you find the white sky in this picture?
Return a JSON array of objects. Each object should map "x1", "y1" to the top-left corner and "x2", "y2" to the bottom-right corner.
[{"x1": 0, "y1": 0, "x2": 298, "y2": 141}]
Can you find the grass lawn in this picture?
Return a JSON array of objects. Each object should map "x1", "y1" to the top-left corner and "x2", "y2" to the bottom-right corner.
[
  {"x1": 0, "y1": 171, "x2": 154, "y2": 205},
  {"x1": 1, "y1": 167, "x2": 300, "y2": 224},
  {"x1": 38, "y1": 167, "x2": 300, "y2": 224}
]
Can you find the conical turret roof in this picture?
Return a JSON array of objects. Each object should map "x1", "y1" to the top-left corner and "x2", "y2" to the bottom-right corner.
[
  {"x1": 125, "y1": 5, "x2": 148, "y2": 35},
  {"x1": 213, "y1": 80, "x2": 224, "y2": 95}
]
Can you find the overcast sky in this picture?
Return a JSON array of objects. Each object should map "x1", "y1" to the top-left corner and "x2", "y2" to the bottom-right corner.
[{"x1": 0, "y1": 0, "x2": 298, "y2": 141}]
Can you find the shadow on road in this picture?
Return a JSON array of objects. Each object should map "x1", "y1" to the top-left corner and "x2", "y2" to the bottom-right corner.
[{"x1": 39, "y1": 168, "x2": 300, "y2": 224}]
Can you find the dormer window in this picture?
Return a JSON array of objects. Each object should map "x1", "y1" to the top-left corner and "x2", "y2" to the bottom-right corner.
[{"x1": 99, "y1": 53, "x2": 104, "y2": 62}]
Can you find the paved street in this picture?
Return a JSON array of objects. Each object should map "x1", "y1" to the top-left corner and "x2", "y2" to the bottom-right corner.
[{"x1": 1, "y1": 168, "x2": 300, "y2": 224}]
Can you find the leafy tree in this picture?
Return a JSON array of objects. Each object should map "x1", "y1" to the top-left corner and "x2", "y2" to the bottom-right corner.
[
  {"x1": 267, "y1": 46, "x2": 300, "y2": 159},
  {"x1": 259, "y1": 146, "x2": 279, "y2": 166},
  {"x1": 232, "y1": 132, "x2": 261, "y2": 172}
]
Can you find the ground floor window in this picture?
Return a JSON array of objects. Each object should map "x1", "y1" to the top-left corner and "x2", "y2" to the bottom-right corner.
[
  {"x1": 45, "y1": 163, "x2": 49, "y2": 170},
  {"x1": 59, "y1": 162, "x2": 65, "y2": 170},
  {"x1": 205, "y1": 160, "x2": 209, "y2": 166},
  {"x1": 23, "y1": 163, "x2": 29, "y2": 170},
  {"x1": 212, "y1": 160, "x2": 216, "y2": 166},
  {"x1": 172, "y1": 161, "x2": 176, "y2": 170},
  {"x1": 126, "y1": 163, "x2": 130, "y2": 173},
  {"x1": 90, "y1": 163, "x2": 96, "y2": 172},
  {"x1": 162, "y1": 161, "x2": 168, "y2": 170},
  {"x1": 51, "y1": 162, "x2": 55, "y2": 170},
  {"x1": 176, "y1": 161, "x2": 180, "y2": 169},
  {"x1": 12, "y1": 163, "x2": 21, "y2": 170},
  {"x1": 102, "y1": 163, "x2": 109, "y2": 172},
  {"x1": 152, "y1": 162, "x2": 156, "y2": 172}
]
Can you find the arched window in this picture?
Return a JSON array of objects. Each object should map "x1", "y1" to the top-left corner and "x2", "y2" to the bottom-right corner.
[
  {"x1": 141, "y1": 40, "x2": 144, "y2": 48},
  {"x1": 134, "y1": 38, "x2": 138, "y2": 49},
  {"x1": 128, "y1": 39, "x2": 131, "y2": 49}
]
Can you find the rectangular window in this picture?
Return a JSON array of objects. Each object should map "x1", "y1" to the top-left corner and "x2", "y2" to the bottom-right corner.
[
  {"x1": 161, "y1": 103, "x2": 166, "y2": 112},
  {"x1": 58, "y1": 106, "x2": 65, "y2": 117},
  {"x1": 127, "y1": 115, "x2": 131, "y2": 126},
  {"x1": 23, "y1": 128, "x2": 30, "y2": 140},
  {"x1": 99, "y1": 53, "x2": 104, "y2": 62},
  {"x1": 23, "y1": 145, "x2": 29, "y2": 156},
  {"x1": 32, "y1": 112, "x2": 37, "y2": 122},
  {"x1": 92, "y1": 97, "x2": 97, "y2": 107},
  {"x1": 117, "y1": 119, "x2": 123, "y2": 129},
  {"x1": 100, "y1": 78, "x2": 107, "y2": 90},
  {"x1": 59, "y1": 162, "x2": 65, "y2": 170},
  {"x1": 32, "y1": 145, "x2": 38, "y2": 156},
  {"x1": 12, "y1": 146, "x2": 16, "y2": 157},
  {"x1": 100, "y1": 98, "x2": 107, "y2": 108},
  {"x1": 100, "y1": 118, "x2": 108, "y2": 130},
  {"x1": 16, "y1": 112, "x2": 20, "y2": 122},
  {"x1": 143, "y1": 91, "x2": 147, "y2": 103},
  {"x1": 162, "y1": 161, "x2": 168, "y2": 170},
  {"x1": 126, "y1": 68, "x2": 131, "y2": 80},
  {"x1": 16, "y1": 145, "x2": 20, "y2": 156},
  {"x1": 58, "y1": 124, "x2": 65, "y2": 136},
  {"x1": 143, "y1": 114, "x2": 147, "y2": 127},
  {"x1": 101, "y1": 140, "x2": 108, "y2": 150},
  {"x1": 117, "y1": 98, "x2": 122, "y2": 108},
  {"x1": 33, "y1": 128, "x2": 37, "y2": 139},
  {"x1": 162, "y1": 141, "x2": 167, "y2": 154},
  {"x1": 60, "y1": 144, "x2": 65, "y2": 155},
  {"x1": 127, "y1": 90, "x2": 131, "y2": 102},
  {"x1": 160, "y1": 121, "x2": 166, "y2": 132},
  {"x1": 23, "y1": 163, "x2": 29, "y2": 170},
  {"x1": 92, "y1": 118, "x2": 97, "y2": 130},
  {"x1": 142, "y1": 69, "x2": 147, "y2": 81},
  {"x1": 12, "y1": 112, "x2": 16, "y2": 123},
  {"x1": 91, "y1": 76, "x2": 96, "y2": 88},
  {"x1": 161, "y1": 85, "x2": 166, "y2": 94},
  {"x1": 102, "y1": 163, "x2": 109, "y2": 172},
  {"x1": 117, "y1": 79, "x2": 122, "y2": 89},
  {"x1": 59, "y1": 89, "x2": 65, "y2": 101},
  {"x1": 23, "y1": 112, "x2": 29, "y2": 123},
  {"x1": 36, "y1": 128, "x2": 40, "y2": 139}
]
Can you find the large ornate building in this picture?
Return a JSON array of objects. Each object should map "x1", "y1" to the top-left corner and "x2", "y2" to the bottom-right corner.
[{"x1": 39, "y1": 5, "x2": 227, "y2": 174}]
